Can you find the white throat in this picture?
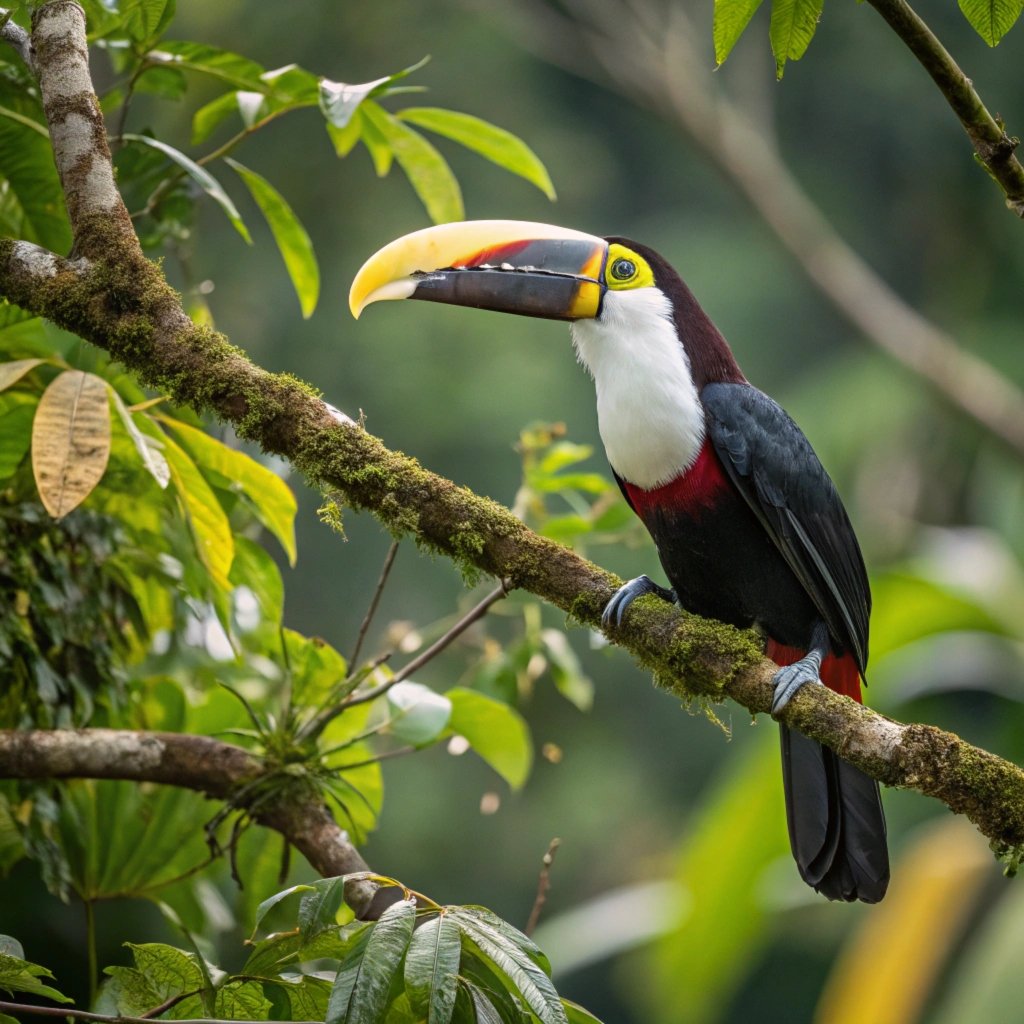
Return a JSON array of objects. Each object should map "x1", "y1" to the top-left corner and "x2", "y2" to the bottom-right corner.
[{"x1": 570, "y1": 288, "x2": 705, "y2": 490}]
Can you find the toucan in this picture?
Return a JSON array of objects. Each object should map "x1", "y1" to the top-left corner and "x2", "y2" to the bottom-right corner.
[{"x1": 349, "y1": 220, "x2": 889, "y2": 903}]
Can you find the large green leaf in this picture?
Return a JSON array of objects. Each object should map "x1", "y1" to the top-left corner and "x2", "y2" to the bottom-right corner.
[
  {"x1": 958, "y1": 0, "x2": 1024, "y2": 44},
  {"x1": 162, "y1": 417, "x2": 296, "y2": 564},
  {"x1": 123, "y1": 0, "x2": 175, "y2": 43},
  {"x1": 147, "y1": 40, "x2": 267, "y2": 91},
  {"x1": 404, "y1": 913, "x2": 461, "y2": 1023},
  {"x1": 229, "y1": 535, "x2": 284, "y2": 626},
  {"x1": 360, "y1": 101, "x2": 463, "y2": 223},
  {"x1": 398, "y1": 108, "x2": 555, "y2": 200},
  {"x1": 454, "y1": 909, "x2": 566, "y2": 1024},
  {"x1": 403, "y1": 917, "x2": 460, "y2": 1019},
  {"x1": 161, "y1": 430, "x2": 235, "y2": 590},
  {"x1": 713, "y1": 0, "x2": 766, "y2": 63},
  {"x1": 226, "y1": 159, "x2": 320, "y2": 319},
  {"x1": 297, "y1": 876, "x2": 349, "y2": 938},
  {"x1": 768, "y1": 0, "x2": 824, "y2": 78},
  {"x1": 100, "y1": 943, "x2": 204, "y2": 1019},
  {"x1": 0, "y1": 394, "x2": 35, "y2": 479},
  {"x1": 446, "y1": 688, "x2": 533, "y2": 790},
  {"x1": 327, "y1": 900, "x2": 415, "y2": 1024},
  {"x1": 122, "y1": 133, "x2": 252, "y2": 243},
  {"x1": 0, "y1": 952, "x2": 71, "y2": 1004},
  {"x1": 0, "y1": 81, "x2": 71, "y2": 252}
]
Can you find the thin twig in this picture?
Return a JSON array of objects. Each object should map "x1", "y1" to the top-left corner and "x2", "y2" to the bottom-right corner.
[
  {"x1": 525, "y1": 837, "x2": 561, "y2": 937},
  {"x1": 0, "y1": 8, "x2": 32, "y2": 69},
  {"x1": 0, "y1": 1001, "x2": 322, "y2": 1024},
  {"x1": 866, "y1": 0, "x2": 1024, "y2": 218},
  {"x1": 139, "y1": 990, "x2": 204, "y2": 1020},
  {"x1": 351, "y1": 540, "x2": 400, "y2": 667},
  {"x1": 343, "y1": 582, "x2": 510, "y2": 709},
  {"x1": 332, "y1": 745, "x2": 416, "y2": 771}
]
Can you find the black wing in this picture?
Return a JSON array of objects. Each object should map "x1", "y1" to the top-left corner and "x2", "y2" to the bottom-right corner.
[{"x1": 702, "y1": 382, "x2": 870, "y2": 671}]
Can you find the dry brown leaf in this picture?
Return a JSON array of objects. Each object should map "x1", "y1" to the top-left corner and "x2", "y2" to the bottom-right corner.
[
  {"x1": 32, "y1": 369, "x2": 111, "y2": 518},
  {"x1": 0, "y1": 358, "x2": 45, "y2": 393}
]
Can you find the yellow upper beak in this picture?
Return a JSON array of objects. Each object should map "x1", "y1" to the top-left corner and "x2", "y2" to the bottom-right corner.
[{"x1": 349, "y1": 219, "x2": 608, "y2": 321}]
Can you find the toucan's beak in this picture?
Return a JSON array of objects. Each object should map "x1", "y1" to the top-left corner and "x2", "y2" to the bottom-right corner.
[{"x1": 349, "y1": 220, "x2": 608, "y2": 322}]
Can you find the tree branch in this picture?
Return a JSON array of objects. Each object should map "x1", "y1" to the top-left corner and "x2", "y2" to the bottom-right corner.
[
  {"x1": 0, "y1": 999, "x2": 322, "y2": 1024},
  {"x1": 1, "y1": 1, "x2": 1023, "y2": 872},
  {"x1": 492, "y1": 0, "x2": 1024, "y2": 459},
  {"x1": 0, "y1": 728, "x2": 395, "y2": 917},
  {"x1": 0, "y1": 7, "x2": 33, "y2": 69},
  {"x1": 866, "y1": 0, "x2": 1024, "y2": 218}
]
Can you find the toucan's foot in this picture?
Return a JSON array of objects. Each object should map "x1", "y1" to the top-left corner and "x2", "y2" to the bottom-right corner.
[
  {"x1": 602, "y1": 575, "x2": 676, "y2": 629},
  {"x1": 771, "y1": 653, "x2": 824, "y2": 716}
]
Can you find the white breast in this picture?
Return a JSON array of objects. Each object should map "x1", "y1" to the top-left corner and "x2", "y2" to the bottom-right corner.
[{"x1": 570, "y1": 288, "x2": 705, "y2": 489}]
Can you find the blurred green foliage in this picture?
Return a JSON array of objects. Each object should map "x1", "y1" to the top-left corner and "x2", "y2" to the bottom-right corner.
[{"x1": 1, "y1": 0, "x2": 1024, "y2": 1022}]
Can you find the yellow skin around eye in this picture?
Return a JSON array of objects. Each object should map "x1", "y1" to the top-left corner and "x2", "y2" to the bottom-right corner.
[{"x1": 605, "y1": 243, "x2": 655, "y2": 291}]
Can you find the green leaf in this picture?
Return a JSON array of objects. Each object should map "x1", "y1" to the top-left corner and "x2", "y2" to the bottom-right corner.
[
  {"x1": 215, "y1": 979, "x2": 272, "y2": 1020},
  {"x1": 404, "y1": 913, "x2": 461, "y2": 1023},
  {"x1": 0, "y1": 952, "x2": 72, "y2": 1004},
  {"x1": 345, "y1": 899, "x2": 416, "y2": 1024},
  {"x1": 244, "y1": 923, "x2": 360, "y2": 977},
  {"x1": 714, "y1": 0, "x2": 766, "y2": 63},
  {"x1": 229, "y1": 535, "x2": 284, "y2": 626},
  {"x1": 253, "y1": 883, "x2": 316, "y2": 932},
  {"x1": 768, "y1": 0, "x2": 824, "y2": 77},
  {"x1": 326, "y1": 902, "x2": 414, "y2": 1024},
  {"x1": 0, "y1": 398, "x2": 35, "y2": 479},
  {"x1": 298, "y1": 876, "x2": 349, "y2": 937},
  {"x1": 465, "y1": 984, "x2": 504, "y2": 1024},
  {"x1": 456, "y1": 915, "x2": 566, "y2": 1024},
  {"x1": 958, "y1": 0, "x2": 1024, "y2": 44},
  {"x1": 563, "y1": 1000, "x2": 605, "y2": 1023},
  {"x1": 458, "y1": 907, "x2": 550, "y2": 975},
  {"x1": 355, "y1": 106, "x2": 393, "y2": 177},
  {"x1": 122, "y1": 133, "x2": 252, "y2": 243},
  {"x1": 147, "y1": 41, "x2": 267, "y2": 91},
  {"x1": 226, "y1": 159, "x2": 320, "y2": 319},
  {"x1": 386, "y1": 681, "x2": 452, "y2": 745},
  {"x1": 326, "y1": 116, "x2": 362, "y2": 158},
  {"x1": 161, "y1": 431, "x2": 235, "y2": 590},
  {"x1": 446, "y1": 688, "x2": 533, "y2": 790},
  {"x1": 0, "y1": 81, "x2": 72, "y2": 252},
  {"x1": 101, "y1": 943, "x2": 204, "y2": 1018},
  {"x1": 191, "y1": 91, "x2": 242, "y2": 145},
  {"x1": 123, "y1": 0, "x2": 175, "y2": 43},
  {"x1": 398, "y1": 108, "x2": 556, "y2": 200},
  {"x1": 361, "y1": 101, "x2": 463, "y2": 223},
  {"x1": 162, "y1": 417, "x2": 297, "y2": 564}
]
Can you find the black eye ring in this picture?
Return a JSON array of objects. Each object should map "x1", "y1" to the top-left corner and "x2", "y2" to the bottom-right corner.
[{"x1": 610, "y1": 258, "x2": 636, "y2": 281}]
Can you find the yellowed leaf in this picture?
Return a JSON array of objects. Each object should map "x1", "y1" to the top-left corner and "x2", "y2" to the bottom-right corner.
[
  {"x1": 32, "y1": 370, "x2": 111, "y2": 518},
  {"x1": 0, "y1": 358, "x2": 44, "y2": 393}
]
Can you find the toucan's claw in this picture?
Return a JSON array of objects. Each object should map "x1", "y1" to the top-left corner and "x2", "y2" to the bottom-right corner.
[
  {"x1": 602, "y1": 575, "x2": 676, "y2": 629},
  {"x1": 771, "y1": 655, "x2": 824, "y2": 716}
]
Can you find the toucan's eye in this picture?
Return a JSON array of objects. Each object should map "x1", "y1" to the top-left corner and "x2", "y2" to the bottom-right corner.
[{"x1": 610, "y1": 258, "x2": 636, "y2": 281}]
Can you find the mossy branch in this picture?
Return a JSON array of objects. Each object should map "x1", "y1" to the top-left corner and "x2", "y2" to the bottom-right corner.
[{"x1": 1, "y1": 1, "x2": 1024, "y2": 871}]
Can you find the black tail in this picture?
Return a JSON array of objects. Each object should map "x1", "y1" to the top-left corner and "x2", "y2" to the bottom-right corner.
[{"x1": 780, "y1": 725, "x2": 889, "y2": 903}]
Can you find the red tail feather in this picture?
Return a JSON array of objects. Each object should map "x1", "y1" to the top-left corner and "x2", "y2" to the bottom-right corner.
[{"x1": 767, "y1": 640, "x2": 862, "y2": 703}]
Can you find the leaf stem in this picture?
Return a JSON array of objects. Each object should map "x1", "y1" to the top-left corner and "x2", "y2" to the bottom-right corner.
[{"x1": 0, "y1": 1000, "x2": 323, "y2": 1024}]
